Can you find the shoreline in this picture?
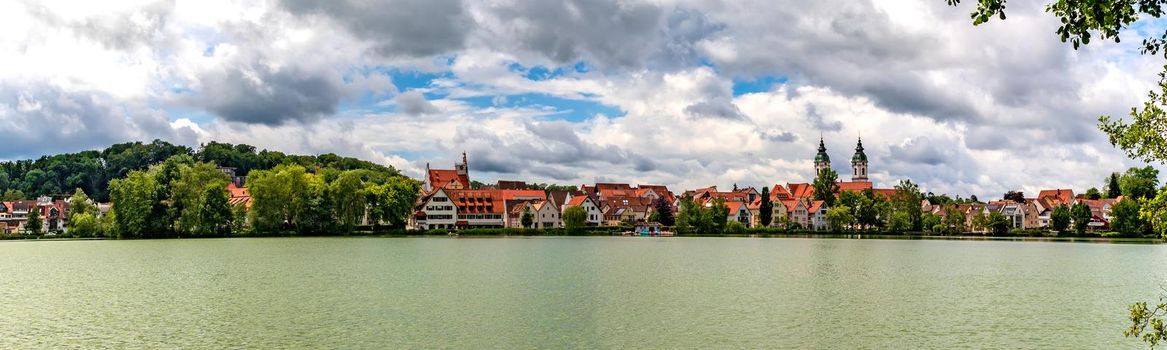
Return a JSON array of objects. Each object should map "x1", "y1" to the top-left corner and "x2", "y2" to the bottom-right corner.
[{"x1": 4, "y1": 233, "x2": 1162, "y2": 244}]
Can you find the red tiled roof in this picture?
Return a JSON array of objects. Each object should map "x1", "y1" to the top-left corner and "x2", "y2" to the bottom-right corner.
[
  {"x1": 807, "y1": 200, "x2": 825, "y2": 213},
  {"x1": 1037, "y1": 189, "x2": 1074, "y2": 204},
  {"x1": 837, "y1": 181, "x2": 873, "y2": 192},
  {"x1": 428, "y1": 169, "x2": 469, "y2": 190}
]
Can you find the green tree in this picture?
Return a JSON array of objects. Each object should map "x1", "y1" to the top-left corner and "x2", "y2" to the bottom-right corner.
[
  {"x1": 196, "y1": 186, "x2": 233, "y2": 236},
  {"x1": 563, "y1": 205, "x2": 588, "y2": 232},
  {"x1": 653, "y1": 196, "x2": 675, "y2": 226},
  {"x1": 1050, "y1": 205, "x2": 1072, "y2": 233},
  {"x1": 812, "y1": 168, "x2": 840, "y2": 207},
  {"x1": 68, "y1": 188, "x2": 94, "y2": 217},
  {"x1": 825, "y1": 205, "x2": 855, "y2": 231},
  {"x1": 759, "y1": 186, "x2": 773, "y2": 227},
  {"x1": 231, "y1": 203, "x2": 249, "y2": 234},
  {"x1": 1142, "y1": 188, "x2": 1167, "y2": 239},
  {"x1": 170, "y1": 161, "x2": 230, "y2": 235},
  {"x1": 68, "y1": 212, "x2": 101, "y2": 238},
  {"x1": 1121, "y1": 166, "x2": 1161, "y2": 200},
  {"x1": 986, "y1": 211, "x2": 1010, "y2": 235},
  {"x1": 943, "y1": 206, "x2": 966, "y2": 234},
  {"x1": 1111, "y1": 199, "x2": 1145, "y2": 237},
  {"x1": 709, "y1": 197, "x2": 729, "y2": 233},
  {"x1": 521, "y1": 207, "x2": 534, "y2": 228},
  {"x1": 887, "y1": 211, "x2": 912, "y2": 232},
  {"x1": 2, "y1": 189, "x2": 26, "y2": 201},
  {"x1": 1108, "y1": 172, "x2": 1123, "y2": 198},
  {"x1": 365, "y1": 177, "x2": 421, "y2": 229},
  {"x1": 1127, "y1": 293, "x2": 1167, "y2": 349},
  {"x1": 25, "y1": 205, "x2": 43, "y2": 235},
  {"x1": 725, "y1": 220, "x2": 747, "y2": 235},
  {"x1": 1085, "y1": 187, "x2": 1102, "y2": 200},
  {"x1": 892, "y1": 180, "x2": 923, "y2": 230},
  {"x1": 921, "y1": 213, "x2": 942, "y2": 233},
  {"x1": 330, "y1": 170, "x2": 367, "y2": 233},
  {"x1": 109, "y1": 169, "x2": 159, "y2": 239},
  {"x1": 1071, "y1": 202, "x2": 1093, "y2": 234}
]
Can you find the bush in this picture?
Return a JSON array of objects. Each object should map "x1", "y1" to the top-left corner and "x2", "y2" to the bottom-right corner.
[{"x1": 726, "y1": 221, "x2": 747, "y2": 235}]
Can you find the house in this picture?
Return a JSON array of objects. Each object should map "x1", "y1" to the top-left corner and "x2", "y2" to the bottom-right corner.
[
  {"x1": 808, "y1": 200, "x2": 828, "y2": 230},
  {"x1": 227, "y1": 183, "x2": 252, "y2": 209},
  {"x1": 563, "y1": 195, "x2": 603, "y2": 226},
  {"x1": 0, "y1": 197, "x2": 69, "y2": 234},
  {"x1": 725, "y1": 201, "x2": 751, "y2": 227},
  {"x1": 506, "y1": 199, "x2": 561, "y2": 228},
  {"x1": 600, "y1": 196, "x2": 652, "y2": 225},
  {"x1": 411, "y1": 186, "x2": 546, "y2": 230}
]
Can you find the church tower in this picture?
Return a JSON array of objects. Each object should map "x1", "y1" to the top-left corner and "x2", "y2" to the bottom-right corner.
[
  {"x1": 455, "y1": 151, "x2": 468, "y2": 177},
  {"x1": 814, "y1": 137, "x2": 831, "y2": 174},
  {"x1": 851, "y1": 137, "x2": 868, "y2": 181}
]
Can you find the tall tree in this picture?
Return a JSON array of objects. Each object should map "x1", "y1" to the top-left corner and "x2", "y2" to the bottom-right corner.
[
  {"x1": 1003, "y1": 191, "x2": 1025, "y2": 203},
  {"x1": 25, "y1": 205, "x2": 43, "y2": 235},
  {"x1": 1071, "y1": 202, "x2": 1093, "y2": 234},
  {"x1": 759, "y1": 186, "x2": 773, "y2": 227},
  {"x1": 1110, "y1": 199, "x2": 1146, "y2": 237},
  {"x1": 1050, "y1": 205, "x2": 1071, "y2": 233},
  {"x1": 825, "y1": 205, "x2": 854, "y2": 231},
  {"x1": 1107, "y1": 172, "x2": 1122, "y2": 198},
  {"x1": 521, "y1": 207, "x2": 534, "y2": 229},
  {"x1": 892, "y1": 180, "x2": 923, "y2": 230},
  {"x1": 109, "y1": 169, "x2": 159, "y2": 239},
  {"x1": 330, "y1": 170, "x2": 367, "y2": 233},
  {"x1": 653, "y1": 196, "x2": 675, "y2": 226},
  {"x1": 196, "y1": 186, "x2": 233, "y2": 236},
  {"x1": 1121, "y1": 166, "x2": 1160, "y2": 200},
  {"x1": 812, "y1": 168, "x2": 840, "y2": 207}
]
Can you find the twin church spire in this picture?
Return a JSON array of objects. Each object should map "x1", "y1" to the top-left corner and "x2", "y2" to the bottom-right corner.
[{"x1": 814, "y1": 136, "x2": 868, "y2": 182}]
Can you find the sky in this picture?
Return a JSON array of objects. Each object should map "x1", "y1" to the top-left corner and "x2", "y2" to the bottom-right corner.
[{"x1": 1, "y1": 0, "x2": 1164, "y2": 200}]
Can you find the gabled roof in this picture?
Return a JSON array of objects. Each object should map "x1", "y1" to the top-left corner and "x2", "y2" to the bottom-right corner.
[
  {"x1": 807, "y1": 200, "x2": 825, "y2": 213},
  {"x1": 1037, "y1": 189, "x2": 1075, "y2": 204},
  {"x1": 428, "y1": 169, "x2": 469, "y2": 190},
  {"x1": 837, "y1": 181, "x2": 873, "y2": 192},
  {"x1": 547, "y1": 191, "x2": 572, "y2": 208}
]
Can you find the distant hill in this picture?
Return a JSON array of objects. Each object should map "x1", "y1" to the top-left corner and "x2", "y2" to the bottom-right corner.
[{"x1": 0, "y1": 140, "x2": 401, "y2": 202}]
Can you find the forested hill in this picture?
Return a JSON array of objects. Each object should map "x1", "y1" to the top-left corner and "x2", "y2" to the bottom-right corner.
[{"x1": 0, "y1": 140, "x2": 402, "y2": 202}]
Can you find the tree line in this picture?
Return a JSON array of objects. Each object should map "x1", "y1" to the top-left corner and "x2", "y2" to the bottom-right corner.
[{"x1": 0, "y1": 140, "x2": 401, "y2": 202}]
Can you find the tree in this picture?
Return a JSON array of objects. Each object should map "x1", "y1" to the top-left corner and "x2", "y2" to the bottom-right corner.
[
  {"x1": 943, "y1": 206, "x2": 967, "y2": 234},
  {"x1": 68, "y1": 188, "x2": 96, "y2": 232},
  {"x1": 169, "y1": 161, "x2": 230, "y2": 235},
  {"x1": 25, "y1": 205, "x2": 43, "y2": 235},
  {"x1": 725, "y1": 220, "x2": 747, "y2": 234},
  {"x1": 653, "y1": 196, "x2": 675, "y2": 226},
  {"x1": 1, "y1": 189, "x2": 25, "y2": 201},
  {"x1": 759, "y1": 186, "x2": 773, "y2": 227},
  {"x1": 986, "y1": 211, "x2": 1010, "y2": 235},
  {"x1": 196, "y1": 186, "x2": 233, "y2": 236},
  {"x1": 1050, "y1": 205, "x2": 1071, "y2": 233},
  {"x1": 1110, "y1": 199, "x2": 1145, "y2": 237},
  {"x1": 946, "y1": 0, "x2": 1167, "y2": 164},
  {"x1": 330, "y1": 170, "x2": 367, "y2": 233},
  {"x1": 970, "y1": 194, "x2": 979, "y2": 203},
  {"x1": 1003, "y1": 190, "x2": 1025, "y2": 203},
  {"x1": 887, "y1": 212, "x2": 912, "y2": 232},
  {"x1": 1126, "y1": 293, "x2": 1167, "y2": 349},
  {"x1": 521, "y1": 207, "x2": 534, "y2": 228},
  {"x1": 1108, "y1": 172, "x2": 1123, "y2": 198},
  {"x1": 562, "y1": 206, "x2": 588, "y2": 231},
  {"x1": 825, "y1": 205, "x2": 855, "y2": 231},
  {"x1": 709, "y1": 197, "x2": 729, "y2": 233},
  {"x1": 921, "y1": 213, "x2": 942, "y2": 233},
  {"x1": 1121, "y1": 166, "x2": 1160, "y2": 200},
  {"x1": 1071, "y1": 202, "x2": 1093, "y2": 234},
  {"x1": 891, "y1": 180, "x2": 923, "y2": 230},
  {"x1": 1142, "y1": 188, "x2": 1167, "y2": 239},
  {"x1": 109, "y1": 169, "x2": 159, "y2": 239},
  {"x1": 812, "y1": 168, "x2": 840, "y2": 207},
  {"x1": 69, "y1": 212, "x2": 101, "y2": 238},
  {"x1": 1085, "y1": 187, "x2": 1102, "y2": 200}
]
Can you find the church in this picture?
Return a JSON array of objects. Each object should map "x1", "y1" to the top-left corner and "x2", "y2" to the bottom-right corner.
[{"x1": 814, "y1": 136, "x2": 873, "y2": 189}]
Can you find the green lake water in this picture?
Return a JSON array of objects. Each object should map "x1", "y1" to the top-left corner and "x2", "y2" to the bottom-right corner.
[{"x1": 1, "y1": 237, "x2": 1164, "y2": 349}]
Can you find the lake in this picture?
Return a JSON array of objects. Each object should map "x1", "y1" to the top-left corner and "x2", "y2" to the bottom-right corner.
[{"x1": 0, "y1": 237, "x2": 1164, "y2": 349}]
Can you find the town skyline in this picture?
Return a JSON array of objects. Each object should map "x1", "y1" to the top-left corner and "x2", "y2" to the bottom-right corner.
[{"x1": 2, "y1": 0, "x2": 1164, "y2": 206}]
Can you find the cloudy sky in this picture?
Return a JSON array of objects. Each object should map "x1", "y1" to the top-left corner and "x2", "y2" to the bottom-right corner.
[{"x1": 1, "y1": 0, "x2": 1163, "y2": 199}]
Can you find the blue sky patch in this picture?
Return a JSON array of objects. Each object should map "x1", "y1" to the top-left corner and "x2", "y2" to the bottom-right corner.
[
  {"x1": 458, "y1": 92, "x2": 624, "y2": 122},
  {"x1": 732, "y1": 75, "x2": 787, "y2": 96}
]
